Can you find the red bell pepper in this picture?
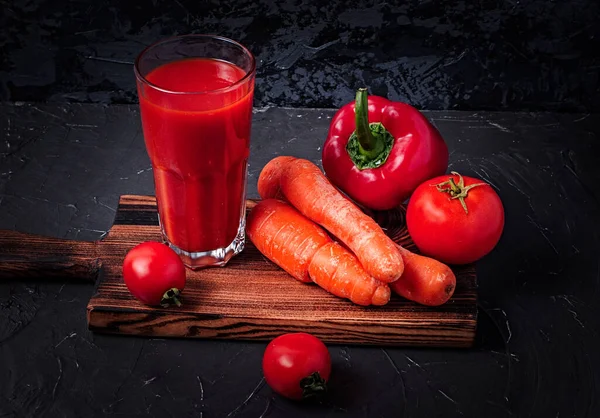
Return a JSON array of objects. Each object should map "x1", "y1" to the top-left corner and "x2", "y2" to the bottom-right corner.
[{"x1": 322, "y1": 88, "x2": 449, "y2": 210}]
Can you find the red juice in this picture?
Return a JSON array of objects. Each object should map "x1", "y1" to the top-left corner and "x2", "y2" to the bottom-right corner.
[{"x1": 138, "y1": 57, "x2": 254, "y2": 255}]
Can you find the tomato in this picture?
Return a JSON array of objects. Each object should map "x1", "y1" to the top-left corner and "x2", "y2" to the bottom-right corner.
[
  {"x1": 406, "y1": 172, "x2": 504, "y2": 265},
  {"x1": 122, "y1": 241, "x2": 186, "y2": 306},
  {"x1": 262, "y1": 333, "x2": 331, "y2": 401}
]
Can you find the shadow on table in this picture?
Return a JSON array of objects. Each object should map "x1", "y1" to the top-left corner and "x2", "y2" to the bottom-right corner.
[
  {"x1": 473, "y1": 304, "x2": 510, "y2": 352},
  {"x1": 269, "y1": 365, "x2": 367, "y2": 413}
]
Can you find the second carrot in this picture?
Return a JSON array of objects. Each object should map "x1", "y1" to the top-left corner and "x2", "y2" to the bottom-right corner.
[{"x1": 279, "y1": 158, "x2": 405, "y2": 284}]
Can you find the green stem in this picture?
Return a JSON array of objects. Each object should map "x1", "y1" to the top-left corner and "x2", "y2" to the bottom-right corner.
[
  {"x1": 346, "y1": 88, "x2": 395, "y2": 170},
  {"x1": 354, "y1": 88, "x2": 384, "y2": 158},
  {"x1": 300, "y1": 372, "x2": 328, "y2": 401},
  {"x1": 447, "y1": 177, "x2": 460, "y2": 194},
  {"x1": 161, "y1": 288, "x2": 182, "y2": 308},
  {"x1": 434, "y1": 171, "x2": 488, "y2": 215}
]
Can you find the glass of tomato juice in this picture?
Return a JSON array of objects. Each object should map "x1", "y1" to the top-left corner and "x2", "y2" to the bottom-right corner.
[{"x1": 134, "y1": 35, "x2": 256, "y2": 269}]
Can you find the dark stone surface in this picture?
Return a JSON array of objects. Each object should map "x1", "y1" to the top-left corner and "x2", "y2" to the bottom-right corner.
[
  {"x1": 1, "y1": 103, "x2": 599, "y2": 417},
  {"x1": 1, "y1": 0, "x2": 599, "y2": 112}
]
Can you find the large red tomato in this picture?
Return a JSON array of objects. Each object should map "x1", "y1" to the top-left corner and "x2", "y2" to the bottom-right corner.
[
  {"x1": 406, "y1": 172, "x2": 504, "y2": 265},
  {"x1": 262, "y1": 333, "x2": 331, "y2": 401}
]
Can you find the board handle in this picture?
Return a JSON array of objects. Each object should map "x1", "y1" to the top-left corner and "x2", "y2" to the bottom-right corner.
[{"x1": 0, "y1": 230, "x2": 100, "y2": 283}]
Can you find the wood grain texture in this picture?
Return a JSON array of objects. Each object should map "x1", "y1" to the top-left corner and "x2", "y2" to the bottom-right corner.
[
  {"x1": 0, "y1": 230, "x2": 100, "y2": 281},
  {"x1": 87, "y1": 195, "x2": 477, "y2": 347}
]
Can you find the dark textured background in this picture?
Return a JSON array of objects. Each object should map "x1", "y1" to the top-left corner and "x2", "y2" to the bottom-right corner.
[
  {"x1": 1, "y1": 0, "x2": 599, "y2": 111},
  {"x1": 1, "y1": 1, "x2": 600, "y2": 417}
]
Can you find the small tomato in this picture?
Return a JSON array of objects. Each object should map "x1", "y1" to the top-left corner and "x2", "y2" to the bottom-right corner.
[
  {"x1": 122, "y1": 241, "x2": 186, "y2": 306},
  {"x1": 262, "y1": 333, "x2": 331, "y2": 401}
]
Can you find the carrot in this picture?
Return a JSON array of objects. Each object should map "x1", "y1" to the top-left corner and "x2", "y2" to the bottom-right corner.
[
  {"x1": 246, "y1": 198, "x2": 329, "y2": 283},
  {"x1": 279, "y1": 158, "x2": 404, "y2": 283},
  {"x1": 390, "y1": 245, "x2": 456, "y2": 306},
  {"x1": 308, "y1": 242, "x2": 390, "y2": 306},
  {"x1": 257, "y1": 156, "x2": 296, "y2": 200},
  {"x1": 246, "y1": 199, "x2": 390, "y2": 306}
]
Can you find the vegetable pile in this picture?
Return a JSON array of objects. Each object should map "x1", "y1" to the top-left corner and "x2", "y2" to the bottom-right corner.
[
  {"x1": 248, "y1": 88, "x2": 504, "y2": 308},
  {"x1": 248, "y1": 156, "x2": 456, "y2": 307}
]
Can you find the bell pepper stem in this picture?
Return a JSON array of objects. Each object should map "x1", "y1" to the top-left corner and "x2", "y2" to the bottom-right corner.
[
  {"x1": 346, "y1": 88, "x2": 395, "y2": 170},
  {"x1": 355, "y1": 88, "x2": 384, "y2": 158}
]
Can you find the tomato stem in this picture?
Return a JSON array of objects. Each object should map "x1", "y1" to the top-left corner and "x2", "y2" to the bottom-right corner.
[
  {"x1": 300, "y1": 371, "x2": 327, "y2": 401},
  {"x1": 161, "y1": 288, "x2": 182, "y2": 308},
  {"x1": 434, "y1": 171, "x2": 488, "y2": 214}
]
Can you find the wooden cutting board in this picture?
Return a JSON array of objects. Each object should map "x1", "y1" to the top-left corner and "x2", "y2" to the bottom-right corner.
[{"x1": 0, "y1": 195, "x2": 477, "y2": 347}]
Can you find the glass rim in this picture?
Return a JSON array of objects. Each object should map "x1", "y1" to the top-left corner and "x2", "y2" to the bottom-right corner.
[{"x1": 134, "y1": 34, "x2": 256, "y2": 96}]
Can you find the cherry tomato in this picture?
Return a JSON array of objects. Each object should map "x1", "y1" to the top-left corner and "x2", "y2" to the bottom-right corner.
[
  {"x1": 262, "y1": 333, "x2": 331, "y2": 401},
  {"x1": 122, "y1": 241, "x2": 186, "y2": 306},
  {"x1": 406, "y1": 172, "x2": 505, "y2": 265}
]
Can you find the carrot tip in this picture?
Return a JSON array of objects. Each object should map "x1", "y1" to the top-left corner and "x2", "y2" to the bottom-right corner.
[{"x1": 372, "y1": 285, "x2": 391, "y2": 306}]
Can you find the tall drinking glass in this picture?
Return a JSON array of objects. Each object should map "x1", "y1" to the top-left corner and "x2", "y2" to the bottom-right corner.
[{"x1": 134, "y1": 35, "x2": 256, "y2": 269}]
